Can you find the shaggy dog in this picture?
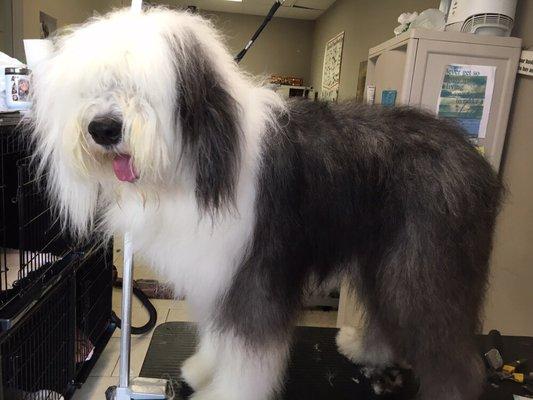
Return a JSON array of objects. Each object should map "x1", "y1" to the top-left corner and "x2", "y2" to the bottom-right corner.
[{"x1": 28, "y1": 8, "x2": 502, "y2": 400}]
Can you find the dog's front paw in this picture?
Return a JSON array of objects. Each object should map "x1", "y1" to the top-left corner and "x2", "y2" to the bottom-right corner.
[{"x1": 181, "y1": 353, "x2": 214, "y2": 391}]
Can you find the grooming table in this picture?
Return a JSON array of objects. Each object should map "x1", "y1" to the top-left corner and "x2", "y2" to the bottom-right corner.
[{"x1": 139, "y1": 322, "x2": 533, "y2": 399}]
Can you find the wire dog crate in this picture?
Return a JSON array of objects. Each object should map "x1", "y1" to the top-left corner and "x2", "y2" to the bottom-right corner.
[
  {"x1": 1, "y1": 256, "x2": 76, "y2": 400},
  {"x1": 0, "y1": 115, "x2": 114, "y2": 400},
  {"x1": 75, "y1": 242, "x2": 114, "y2": 380}
]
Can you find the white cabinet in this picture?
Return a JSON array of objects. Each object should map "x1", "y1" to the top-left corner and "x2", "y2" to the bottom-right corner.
[{"x1": 365, "y1": 28, "x2": 521, "y2": 171}]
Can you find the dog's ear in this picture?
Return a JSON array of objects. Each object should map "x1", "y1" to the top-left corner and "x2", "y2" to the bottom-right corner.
[{"x1": 173, "y1": 33, "x2": 241, "y2": 212}]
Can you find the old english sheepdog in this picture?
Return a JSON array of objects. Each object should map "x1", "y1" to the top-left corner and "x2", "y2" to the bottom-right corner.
[{"x1": 28, "y1": 7, "x2": 502, "y2": 400}]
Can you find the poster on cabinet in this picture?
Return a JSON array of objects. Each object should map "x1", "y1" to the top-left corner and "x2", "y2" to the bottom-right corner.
[{"x1": 436, "y1": 64, "x2": 496, "y2": 139}]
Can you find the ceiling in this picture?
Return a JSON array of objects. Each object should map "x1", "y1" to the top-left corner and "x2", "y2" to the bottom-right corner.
[{"x1": 152, "y1": 0, "x2": 337, "y2": 20}]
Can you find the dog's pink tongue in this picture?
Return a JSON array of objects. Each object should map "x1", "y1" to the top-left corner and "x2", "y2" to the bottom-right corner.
[{"x1": 113, "y1": 154, "x2": 138, "y2": 182}]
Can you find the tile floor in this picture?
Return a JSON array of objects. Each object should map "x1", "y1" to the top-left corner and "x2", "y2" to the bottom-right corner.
[{"x1": 72, "y1": 262, "x2": 338, "y2": 399}]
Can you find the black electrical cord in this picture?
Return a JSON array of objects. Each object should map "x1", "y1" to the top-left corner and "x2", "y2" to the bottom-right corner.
[
  {"x1": 235, "y1": 0, "x2": 285, "y2": 63},
  {"x1": 111, "y1": 267, "x2": 158, "y2": 335}
]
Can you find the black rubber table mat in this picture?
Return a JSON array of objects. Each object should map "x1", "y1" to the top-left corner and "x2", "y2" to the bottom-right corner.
[{"x1": 140, "y1": 322, "x2": 533, "y2": 399}]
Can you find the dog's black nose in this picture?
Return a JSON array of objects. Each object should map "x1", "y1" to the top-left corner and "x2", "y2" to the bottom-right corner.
[{"x1": 88, "y1": 117, "x2": 122, "y2": 146}]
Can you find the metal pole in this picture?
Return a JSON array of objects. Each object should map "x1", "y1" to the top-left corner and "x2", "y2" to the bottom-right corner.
[{"x1": 119, "y1": 231, "x2": 134, "y2": 389}]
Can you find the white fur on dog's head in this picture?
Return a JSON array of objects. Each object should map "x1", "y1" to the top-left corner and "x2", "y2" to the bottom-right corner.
[{"x1": 28, "y1": 7, "x2": 283, "y2": 239}]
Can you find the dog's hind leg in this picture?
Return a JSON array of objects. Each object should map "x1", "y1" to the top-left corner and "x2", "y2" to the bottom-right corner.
[
  {"x1": 366, "y1": 140, "x2": 502, "y2": 399},
  {"x1": 372, "y1": 208, "x2": 496, "y2": 399},
  {"x1": 372, "y1": 246, "x2": 488, "y2": 399}
]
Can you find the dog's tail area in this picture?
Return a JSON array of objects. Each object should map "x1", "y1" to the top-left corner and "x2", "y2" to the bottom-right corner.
[{"x1": 352, "y1": 142, "x2": 503, "y2": 400}]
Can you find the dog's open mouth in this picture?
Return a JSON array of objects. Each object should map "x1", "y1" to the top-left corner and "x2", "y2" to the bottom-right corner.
[{"x1": 112, "y1": 154, "x2": 138, "y2": 182}]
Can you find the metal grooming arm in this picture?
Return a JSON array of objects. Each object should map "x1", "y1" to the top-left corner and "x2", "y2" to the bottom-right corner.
[{"x1": 107, "y1": 232, "x2": 172, "y2": 399}]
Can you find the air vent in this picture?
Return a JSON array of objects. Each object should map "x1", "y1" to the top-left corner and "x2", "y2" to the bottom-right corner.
[{"x1": 461, "y1": 13, "x2": 514, "y2": 36}]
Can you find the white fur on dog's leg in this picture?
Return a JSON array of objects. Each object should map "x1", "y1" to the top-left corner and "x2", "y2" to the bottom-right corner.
[
  {"x1": 336, "y1": 325, "x2": 394, "y2": 367},
  {"x1": 337, "y1": 326, "x2": 366, "y2": 364},
  {"x1": 181, "y1": 352, "x2": 214, "y2": 391},
  {"x1": 181, "y1": 331, "x2": 218, "y2": 390},
  {"x1": 192, "y1": 333, "x2": 289, "y2": 400}
]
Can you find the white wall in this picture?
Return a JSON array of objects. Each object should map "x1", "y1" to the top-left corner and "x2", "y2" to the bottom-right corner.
[{"x1": 482, "y1": 0, "x2": 533, "y2": 336}]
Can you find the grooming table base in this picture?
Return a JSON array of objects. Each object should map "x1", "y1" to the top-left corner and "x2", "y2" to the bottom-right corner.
[{"x1": 139, "y1": 322, "x2": 533, "y2": 399}]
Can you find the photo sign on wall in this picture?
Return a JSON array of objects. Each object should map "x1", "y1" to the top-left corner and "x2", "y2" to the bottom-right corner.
[
  {"x1": 436, "y1": 64, "x2": 496, "y2": 139},
  {"x1": 321, "y1": 31, "x2": 344, "y2": 102}
]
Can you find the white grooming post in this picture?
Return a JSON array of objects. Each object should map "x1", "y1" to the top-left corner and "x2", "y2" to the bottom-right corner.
[
  {"x1": 116, "y1": 232, "x2": 134, "y2": 392},
  {"x1": 116, "y1": 0, "x2": 141, "y2": 392},
  {"x1": 109, "y1": 3, "x2": 172, "y2": 399}
]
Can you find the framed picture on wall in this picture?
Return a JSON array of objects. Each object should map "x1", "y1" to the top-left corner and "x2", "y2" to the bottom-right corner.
[{"x1": 321, "y1": 31, "x2": 344, "y2": 102}]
